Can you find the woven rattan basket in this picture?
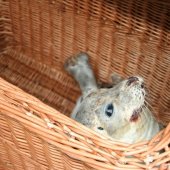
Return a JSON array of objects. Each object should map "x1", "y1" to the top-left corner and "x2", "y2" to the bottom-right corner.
[{"x1": 0, "y1": 0, "x2": 170, "y2": 169}]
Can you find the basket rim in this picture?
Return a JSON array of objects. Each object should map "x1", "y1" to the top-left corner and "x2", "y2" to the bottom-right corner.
[{"x1": 0, "y1": 77, "x2": 170, "y2": 169}]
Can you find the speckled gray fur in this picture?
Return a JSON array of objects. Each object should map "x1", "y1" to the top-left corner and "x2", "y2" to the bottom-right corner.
[{"x1": 65, "y1": 52, "x2": 162, "y2": 143}]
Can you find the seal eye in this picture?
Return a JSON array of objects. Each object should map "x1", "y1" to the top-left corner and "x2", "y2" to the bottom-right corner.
[{"x1": 105, "y1": 103, "x2": 114, "y2": 117}]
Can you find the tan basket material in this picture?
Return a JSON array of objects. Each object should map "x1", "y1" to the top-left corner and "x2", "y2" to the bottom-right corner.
[
  {"x1": 0, "y1": 77, "x2": 170, "y2": 170},
  {"x1": 0, "y1": 0, "x2": 170, "y2": 169}
]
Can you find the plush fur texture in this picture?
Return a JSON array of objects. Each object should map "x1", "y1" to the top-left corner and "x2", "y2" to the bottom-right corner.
[{"x1": 65, "y1": 52, "x2": 161, "y2": 144}]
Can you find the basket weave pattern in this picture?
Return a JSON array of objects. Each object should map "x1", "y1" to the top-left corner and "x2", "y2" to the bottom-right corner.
[
  {"x1": 0, "y1": 0, "x2": 170, "y2": 169},
  {"x1": 0, "y1": 77, "x2": 170, "y2": 169}
]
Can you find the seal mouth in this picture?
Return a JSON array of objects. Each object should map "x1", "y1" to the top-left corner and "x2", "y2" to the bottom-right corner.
[{"x1": 130, "y1": 107, "x2": 143, "y2": 122}]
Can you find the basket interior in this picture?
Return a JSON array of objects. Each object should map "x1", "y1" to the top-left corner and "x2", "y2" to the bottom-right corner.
[
  {"x1": 0, "y1": 1, "x2": 170, "y2": 170},
  {"x1": 0, "y1": 0, "x2": 170, "y2": 121}
]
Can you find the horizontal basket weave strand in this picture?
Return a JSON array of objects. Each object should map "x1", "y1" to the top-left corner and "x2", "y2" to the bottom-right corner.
[{"x1": 0, "y1": 0, "x2": 170, "y2": 169}]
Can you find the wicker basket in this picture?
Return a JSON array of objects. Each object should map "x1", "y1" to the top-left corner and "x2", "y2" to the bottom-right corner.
[{"x1": 0, "y1": 0, "x2": 170, "y2": 169}]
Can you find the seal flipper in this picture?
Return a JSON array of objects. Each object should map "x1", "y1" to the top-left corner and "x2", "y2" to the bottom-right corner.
[
  {"x1": 97, "y1": 72, "x2": 124, "y2": 88},
  {"x1": 64, "y1": 52, "x2": 98, "y2": 95},
  {"x1": 110, "y1": 72, "x2": 124, "y2": 86}
]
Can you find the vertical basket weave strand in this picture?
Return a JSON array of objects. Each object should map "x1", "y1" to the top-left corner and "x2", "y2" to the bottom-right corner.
[{"x1": 0, "y1": 0, "x2": 170, "y2": 169}]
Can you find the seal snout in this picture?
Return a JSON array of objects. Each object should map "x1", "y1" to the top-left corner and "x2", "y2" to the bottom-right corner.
[
  {"x1": 126, "y1": 76, "x2": 144, "y2": 89},
  {"x1": 127, "y1": 76, "x2": 139, "y2": 86}
]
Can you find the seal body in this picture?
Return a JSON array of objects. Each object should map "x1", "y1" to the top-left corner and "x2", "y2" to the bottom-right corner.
[{"x1": 65, "y1": 52, "x2": 161, "y2": 144}]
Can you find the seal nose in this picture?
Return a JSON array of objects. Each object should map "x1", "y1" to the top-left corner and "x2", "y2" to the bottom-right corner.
[
  {"x1": 127, "y1": 76, "x2": 139, "y2": 86},
  {"x1": 141, "y1": 82, "x2": 144, "y2": 88}
]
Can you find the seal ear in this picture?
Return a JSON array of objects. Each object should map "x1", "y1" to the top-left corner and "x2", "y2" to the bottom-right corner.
[{"x1": 98, "y1": 127, "x2": 104, "y2": 130}]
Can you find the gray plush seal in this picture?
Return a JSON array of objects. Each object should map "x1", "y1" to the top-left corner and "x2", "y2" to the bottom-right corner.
[{"x1": 64, "y1": 52, "x2": 161, "y2": 144}]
